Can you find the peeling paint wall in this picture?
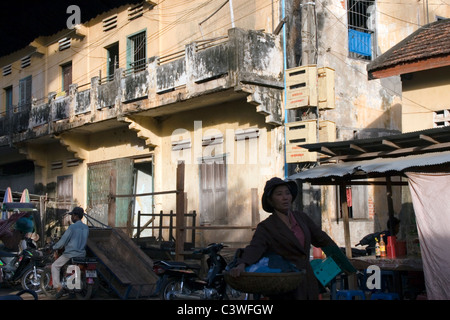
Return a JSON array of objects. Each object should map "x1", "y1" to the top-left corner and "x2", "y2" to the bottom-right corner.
[
  {"x1": 154, "y1": 101, "x2": 284, "y2": 246},
  {"x1": 402, "y1": 67, "x2": 450, "y2": 132},
  {"x1": 315, "y1": 0, "x2": 403, "y2": 139}
]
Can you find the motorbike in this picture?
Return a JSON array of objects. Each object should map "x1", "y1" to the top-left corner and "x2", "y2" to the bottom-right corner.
[
  {"x1": 19, "y1": 244, "x2": 54, "y2": 293},
  {"x1": 0, "y1": 238, "x2": 53, "y2": 293},
  {"x1": 40, "y1": 254, "x2": 98, "y2": 300},
  {"x1": 153, "y1": 243, "x2": 242, "y2": 300}
]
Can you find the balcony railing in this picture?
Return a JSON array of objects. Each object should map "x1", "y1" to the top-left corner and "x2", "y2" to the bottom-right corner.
[{"x1": 0, "y1": 28, "x2": 284, "y2": 142}]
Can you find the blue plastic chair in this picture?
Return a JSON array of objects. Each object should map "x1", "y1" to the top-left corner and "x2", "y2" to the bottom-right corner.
[
  {"x1": 370, "y1": 292, "x2": 400, "y2": 300},
  {"x1": 336, "y1": 290, "x2": 366, "y2": 300}
]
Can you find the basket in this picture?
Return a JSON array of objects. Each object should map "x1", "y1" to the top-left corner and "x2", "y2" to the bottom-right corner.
[{"x1": 224, "y1": 271, "x2": 305, "y2": 295}]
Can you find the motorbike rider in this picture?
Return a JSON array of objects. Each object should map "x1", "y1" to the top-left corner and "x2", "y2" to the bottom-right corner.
[
  {"x1": 51, "y1": 207, "x2": 89, "y2": 298},
  {"x1": 0, "y1": 214, "x2": 34, "y2": 252}
]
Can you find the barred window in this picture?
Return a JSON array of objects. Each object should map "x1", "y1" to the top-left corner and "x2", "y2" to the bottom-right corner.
[
  {"x1": 127, "y1": 31, "x2": 147, "y2": 73},
  {"x1": 348, "y1": 0, "x2": 376, "y2": 60}
]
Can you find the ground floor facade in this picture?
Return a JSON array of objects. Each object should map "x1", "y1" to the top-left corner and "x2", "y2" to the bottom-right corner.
[{"x1": 1, "y1": 99, "x2": 286, "y2": 247}]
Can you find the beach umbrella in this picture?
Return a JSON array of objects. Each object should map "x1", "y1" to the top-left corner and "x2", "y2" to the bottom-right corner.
[
  {"x1": 20, "y1": 189, "x2": 30, "y2": 203},
  {"x1": 2, "y1": 187, "x2": 13, "y2": 220},
  {"x1": 3, "y1": 187, "x2": 13, "y2": 203}
]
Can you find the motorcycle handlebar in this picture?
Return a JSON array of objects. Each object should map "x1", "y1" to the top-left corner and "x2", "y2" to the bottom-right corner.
[{"x1": 192, "y1": 243, "x2": 226, "y2": 254}]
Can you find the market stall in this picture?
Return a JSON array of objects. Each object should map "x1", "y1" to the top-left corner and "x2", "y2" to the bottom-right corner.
[{"x1": 288, "y1": 126, "x2": 450, "y2": 299}]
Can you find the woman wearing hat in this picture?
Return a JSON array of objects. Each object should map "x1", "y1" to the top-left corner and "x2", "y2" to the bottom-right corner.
[{"x1": 229, "y1": 177, "x2": 339, "y2": 299}]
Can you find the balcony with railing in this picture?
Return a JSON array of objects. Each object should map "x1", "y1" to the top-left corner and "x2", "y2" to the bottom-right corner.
[{"x1": 0, "y1": 28, "x2": 284, "y2": 146}]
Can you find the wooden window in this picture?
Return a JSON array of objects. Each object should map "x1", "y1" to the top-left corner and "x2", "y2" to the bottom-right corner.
[
  {"x1": 200, "y1": 156, "x2": 227, "y2": 225},
  {"x1": 106, "y1": 43, "x2": 119, "y2": 81},
  {"x1": 62, "y1": 62, "x2": 72, "y2": 94},
  {"x1": 4, "y1": 86, "x2": 12, "y2": 113},
  {"x1": 19, "y1": 75, "x2": 32, "y2": 108},
  {"x1": 57, "y1": 175, "x2": 73, "y2": 226}
]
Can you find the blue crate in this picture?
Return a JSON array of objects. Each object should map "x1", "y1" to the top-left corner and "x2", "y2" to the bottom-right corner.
[{"x1": 311, "y1": 257, "x2": 342, "y2": 286}]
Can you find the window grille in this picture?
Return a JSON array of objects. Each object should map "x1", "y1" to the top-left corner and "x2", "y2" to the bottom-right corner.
[
  {"x1": 51, "y1": 161, "x2": 63, "y2": 170},
  {"x1": 21, "y1": 56, "x2": 31, "y2": 69},
  {"x1": 58, "y1": 37, "x2": 71, "y2": 51},
  {"x1": 347, "y1": 0, "x2": 375, "y2": 60},
  {"x1": 433, "y1": 109, "x2": 450, "y2": 127},
  {"x1": 2, "y1": 65, "x2": 11, "y2": 76},
  {"x1": 103, "y1": 14, "x2": 118, "y2": 32},
  {"x1": 128, "y1": 3, "x2": 144, "y2": 21},
  {"x1": 128, "y1": 31, "x2": 147, "y2": 73}
]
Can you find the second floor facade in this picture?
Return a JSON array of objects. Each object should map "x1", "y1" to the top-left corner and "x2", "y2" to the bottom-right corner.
[{"x1": 1, "y1": 0, "x2": 449, "y2": 146}]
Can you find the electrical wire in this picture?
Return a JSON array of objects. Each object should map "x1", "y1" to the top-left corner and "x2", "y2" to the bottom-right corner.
[{"x1": 1, "y1": 0, "x2": 447, "y2": 115}]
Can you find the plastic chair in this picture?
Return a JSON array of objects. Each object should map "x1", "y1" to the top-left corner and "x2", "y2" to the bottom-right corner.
[
  {"x1": 329, "y1": 272, "x2": 349, "y2": 299},
  {"x1": 336, "y1": 290, "x2": 366, "y2": 300},
  {"x1": 360, "y1": 269, "x2": 396, "y2": 293},
  {"x1": 370, "y1": 292, "x2": 400, "y2": 300},
  {"x1": 380, "y1": 270, "x2": 395, "y2": 292}
]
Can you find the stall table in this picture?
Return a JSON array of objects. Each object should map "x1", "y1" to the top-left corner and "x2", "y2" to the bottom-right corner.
[
  {"x1": 350, "y1": 256, "x2": 423, "y2": 272},
  {"x1": 350, "y1": 256, "x2": 424, "y2": 299}
]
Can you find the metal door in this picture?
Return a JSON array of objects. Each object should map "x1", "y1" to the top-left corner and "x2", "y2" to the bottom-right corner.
[{"x1": 87, "y1": 158, "x2": 134, "y2": 228}]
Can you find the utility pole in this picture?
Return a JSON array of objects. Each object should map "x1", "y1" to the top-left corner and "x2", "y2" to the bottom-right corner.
[
  {"x1": 300, "y1": 0, "x2": 317, "y2": 66},
  {"x1": 300, "y1": 0, "x2": 319, "y2": 143}
]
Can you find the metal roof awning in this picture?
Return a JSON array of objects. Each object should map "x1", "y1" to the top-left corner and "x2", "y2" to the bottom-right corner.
[
  {"x1": 286, "y1": 124, "x2": 450, "y2": 261},
  {"x1": 288, "y1": 150, "x2": 450, "y2": 182},
  {"x1": 299, "y1": 126, "x2": 450, "y2": 162}
]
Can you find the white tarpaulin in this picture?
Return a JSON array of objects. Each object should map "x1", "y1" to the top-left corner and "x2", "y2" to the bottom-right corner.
[{"x1": 407, "y1": 172, "x2": 450, "y2": 300}]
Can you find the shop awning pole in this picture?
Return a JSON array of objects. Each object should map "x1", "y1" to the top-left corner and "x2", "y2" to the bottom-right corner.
[
  {"x1": 339, "y1": 183, "x2": 352, "y2": 259},
  {"x1": 386, "y1": 176, "x2": 395, "y2": 235}
]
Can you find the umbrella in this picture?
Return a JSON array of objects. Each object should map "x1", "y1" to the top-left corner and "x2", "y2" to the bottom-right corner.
[
  {"x1": 2, "y1": 187, "x2": 13, "y2": 220},
  {"x1": 20, "y1": 189, "x2": 30, "y2": 203},
  {"x1": 3, "y1": 187, "x2": 13, "y2": 203}
]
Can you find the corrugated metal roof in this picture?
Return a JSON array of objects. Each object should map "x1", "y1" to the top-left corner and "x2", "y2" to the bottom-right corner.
[
  {"x1": 289, "y1": 150, "x2": 450, "y2": 181},
  {"x1": 298, "y1": 126, "x2": 450, "y2": 162}
]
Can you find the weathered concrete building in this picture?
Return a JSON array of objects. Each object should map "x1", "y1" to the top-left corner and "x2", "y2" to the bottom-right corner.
[
  {"x1": 285, "y1": 0, "x2": 448, "y2": 247},
  {"x1": 0, "y1": 1, "x2": 449, "y2": 248}
]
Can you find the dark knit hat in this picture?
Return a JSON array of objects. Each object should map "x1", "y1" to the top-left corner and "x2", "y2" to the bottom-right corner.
[{"x1": 261, "y1": 177, "x2": 298, "y2": 213}]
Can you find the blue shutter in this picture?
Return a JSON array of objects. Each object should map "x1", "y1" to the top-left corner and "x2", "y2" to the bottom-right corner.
[{"x1": 348, "y1": 29, "x2": 372, "y2": 57}]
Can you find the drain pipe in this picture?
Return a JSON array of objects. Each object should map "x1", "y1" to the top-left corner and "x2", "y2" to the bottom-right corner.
[
  {"x1": 229, "y1": 0, "x2": 235, "y2": 28},
  {"x1": 282, "y1": 0, "x2": 288, "y2": 179}
]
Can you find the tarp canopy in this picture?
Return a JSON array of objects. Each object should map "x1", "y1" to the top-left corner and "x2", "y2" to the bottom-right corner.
[
  {"x1": 288, "y1": 150, "x2": 450, "y2": 182},
  {"x1": 407, "y1": 172, "x2": 450, "y2": 300}
]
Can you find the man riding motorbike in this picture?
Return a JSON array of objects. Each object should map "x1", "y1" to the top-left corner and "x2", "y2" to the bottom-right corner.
[{"x1": 51, "y1": 207, "x2": 89, "y2": 298}]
